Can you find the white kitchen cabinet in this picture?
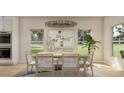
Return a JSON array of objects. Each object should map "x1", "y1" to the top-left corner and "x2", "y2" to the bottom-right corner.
[
  {"x1": 0, "y1": 17, "x2": 19, "y2": 64},
  {"x1": 4, "y1": 17, "x2": 12, "y2": 31},
  {"x1": 0, "y1": 17, "x2": 2, "y2": 31},
  {"x1": 0, "y1": 16, "x2": 12, "y2": 32}
]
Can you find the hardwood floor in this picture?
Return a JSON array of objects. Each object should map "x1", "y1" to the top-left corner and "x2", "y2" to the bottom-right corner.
[
  {"x1": 0, "y1": 64, "x2": 26, "y2": 77},
  {"x1": 0, "y1": 63, "x2": 124, "y2": 77}
]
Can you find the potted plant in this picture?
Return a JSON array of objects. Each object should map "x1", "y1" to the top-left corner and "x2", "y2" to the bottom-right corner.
[{"x1": 80, "y1": 29, "x2": 101, "y2": 54}]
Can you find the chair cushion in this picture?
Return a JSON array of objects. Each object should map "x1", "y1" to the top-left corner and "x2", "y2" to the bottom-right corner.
[
  {"x1": 79, "y1": 62, "x2": 91, "y2": 67},
  {"x1": 30, "y1": 61, "x2": 35, "y2": 65}
]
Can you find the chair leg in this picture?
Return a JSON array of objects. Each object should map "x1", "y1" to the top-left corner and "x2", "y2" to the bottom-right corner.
[
  {"x1": 35, "y1": 68, "x2": 38, "y2": 76},
  {"x1": 40, "y1": 71, "x2": 42, "y2": 76},
  {"x1": 31, "y1": 65, "x2": 33, "y2": 72},
  {"x1": 33, "y1": 65, "x2": 36, "y2": 73},
  {"x1": 78, "y1": 69, "x2": 80, "y2": 77},
  {"x1": 61, "y1": 67, "x2": 63, "y2": 77},
  {"x1": 27, "y1": 66, "x2": 29, "y2": 74},
  {"x1": 62, "y1": 70, "x2": 64, "y2": 77},
  {"x1": 52, "y1": 69, "x2": 55, "y2": 77},
  {"x1": 91, "y1": 66, "x2": 93, "y2": 76}
]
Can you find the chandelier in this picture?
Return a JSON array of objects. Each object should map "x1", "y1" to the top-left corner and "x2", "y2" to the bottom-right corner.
[{"x1": 45, "y1": 20, "x2": 77, "y2": 28}]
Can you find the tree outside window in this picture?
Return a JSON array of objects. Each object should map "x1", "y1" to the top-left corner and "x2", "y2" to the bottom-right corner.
[
  {"x1": 78, "y1": 29, "x2": 90, "y2": 54},
  {"x1": 112, "y1": 24, "x2": 124, "y2": 57},
  {"x1": 30, "y1": 29, "x2": 44, "y2": 53}
]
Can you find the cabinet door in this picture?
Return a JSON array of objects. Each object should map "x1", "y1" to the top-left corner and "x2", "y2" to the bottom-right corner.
[{"x1": 4, "y1": 17, "x2": 12, "y2": 31}]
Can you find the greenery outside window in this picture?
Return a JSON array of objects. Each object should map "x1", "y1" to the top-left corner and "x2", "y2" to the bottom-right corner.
[
  {"x1": 78, "y1": 29, "x2": 90, "y2": 54},
  {"x1": 112, "y1": 24, "x2": 124, "y2": 57},
  {"x1": 30, "y1": 29, "x2": 44, "y2": 53}
]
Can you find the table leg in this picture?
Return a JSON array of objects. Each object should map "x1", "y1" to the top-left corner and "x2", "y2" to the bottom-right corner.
[
  {"x1": 54, "y1": 58, "x2": 62, "y2": 70},
  {"x1": 83, "y1": 58, "x2": 87, "y2": 77}
]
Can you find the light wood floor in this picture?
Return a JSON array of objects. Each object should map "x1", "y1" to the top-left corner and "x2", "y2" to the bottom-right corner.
[
  {"x1": 0, "y1": 64, "x2": 26, "y2": 77},
  {"x1": 0, "y1": 63, "x2": 124, "y2": 77}
]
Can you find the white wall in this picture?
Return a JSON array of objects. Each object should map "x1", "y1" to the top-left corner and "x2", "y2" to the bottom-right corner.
[
  {"x1": 19, "y1": 17, "x2": 104, "y2": 63},
  {"x1": 12, "y1": 17, "x2": 19, "y2": 64},
  {"x1": 104, "y1": 16, "x2": 124, "y2": 70}
]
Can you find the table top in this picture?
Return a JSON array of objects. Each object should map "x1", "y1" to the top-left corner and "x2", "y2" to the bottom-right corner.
[{"x1": 35, "y1": 52, "x2": 88, "y2": 58}]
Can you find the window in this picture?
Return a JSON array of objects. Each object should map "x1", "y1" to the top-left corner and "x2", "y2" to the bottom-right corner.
[
  {"x1": 112, "y1": 24, "x2": 124, "y2": 57},
  {"x1": 30, "y1": 29, "x2": 44, "y2": 53},
  {"x1": 78, "y1": 29, "x2": 90, "y2": 54}
]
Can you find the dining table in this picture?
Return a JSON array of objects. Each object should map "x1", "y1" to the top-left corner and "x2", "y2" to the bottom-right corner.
[{"x1": 34, "y1": 51, "x2": 88, "y2": 76}]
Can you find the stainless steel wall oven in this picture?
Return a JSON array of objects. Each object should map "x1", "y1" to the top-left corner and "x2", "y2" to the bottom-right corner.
[
  {"x1": 0, "y1": 47, "x2": 11, "y2": 58},
  {"x1": 0, "y1": 32, "x2": 11, "y2": 59},
  {"x1": 0, "y1": 32, "x2": 11, "y2": 44}
]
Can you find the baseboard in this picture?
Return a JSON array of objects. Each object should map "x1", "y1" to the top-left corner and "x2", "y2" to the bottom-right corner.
[{"x1": 0, "y1": 63, "x2": 14, "y2": 66}]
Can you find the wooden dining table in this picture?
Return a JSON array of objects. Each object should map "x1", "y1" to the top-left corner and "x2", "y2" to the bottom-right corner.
[{"x1": 34, "y1": 52, "x2": 88, "y2": 76}]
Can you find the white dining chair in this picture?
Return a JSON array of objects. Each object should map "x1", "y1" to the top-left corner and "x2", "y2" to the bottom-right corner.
[
  {"x1": 34, "y1": 53, "x2": 54, "y2": 76},
  {"x1": 62, "y1": 52, "x2": 79, "y2": 76},
  {"x1": 25, "y1": 51, "x2": 36, "y2": 74},
  {"x1": 79, "y1": 51, "x2": 94, "y2": 76}
]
